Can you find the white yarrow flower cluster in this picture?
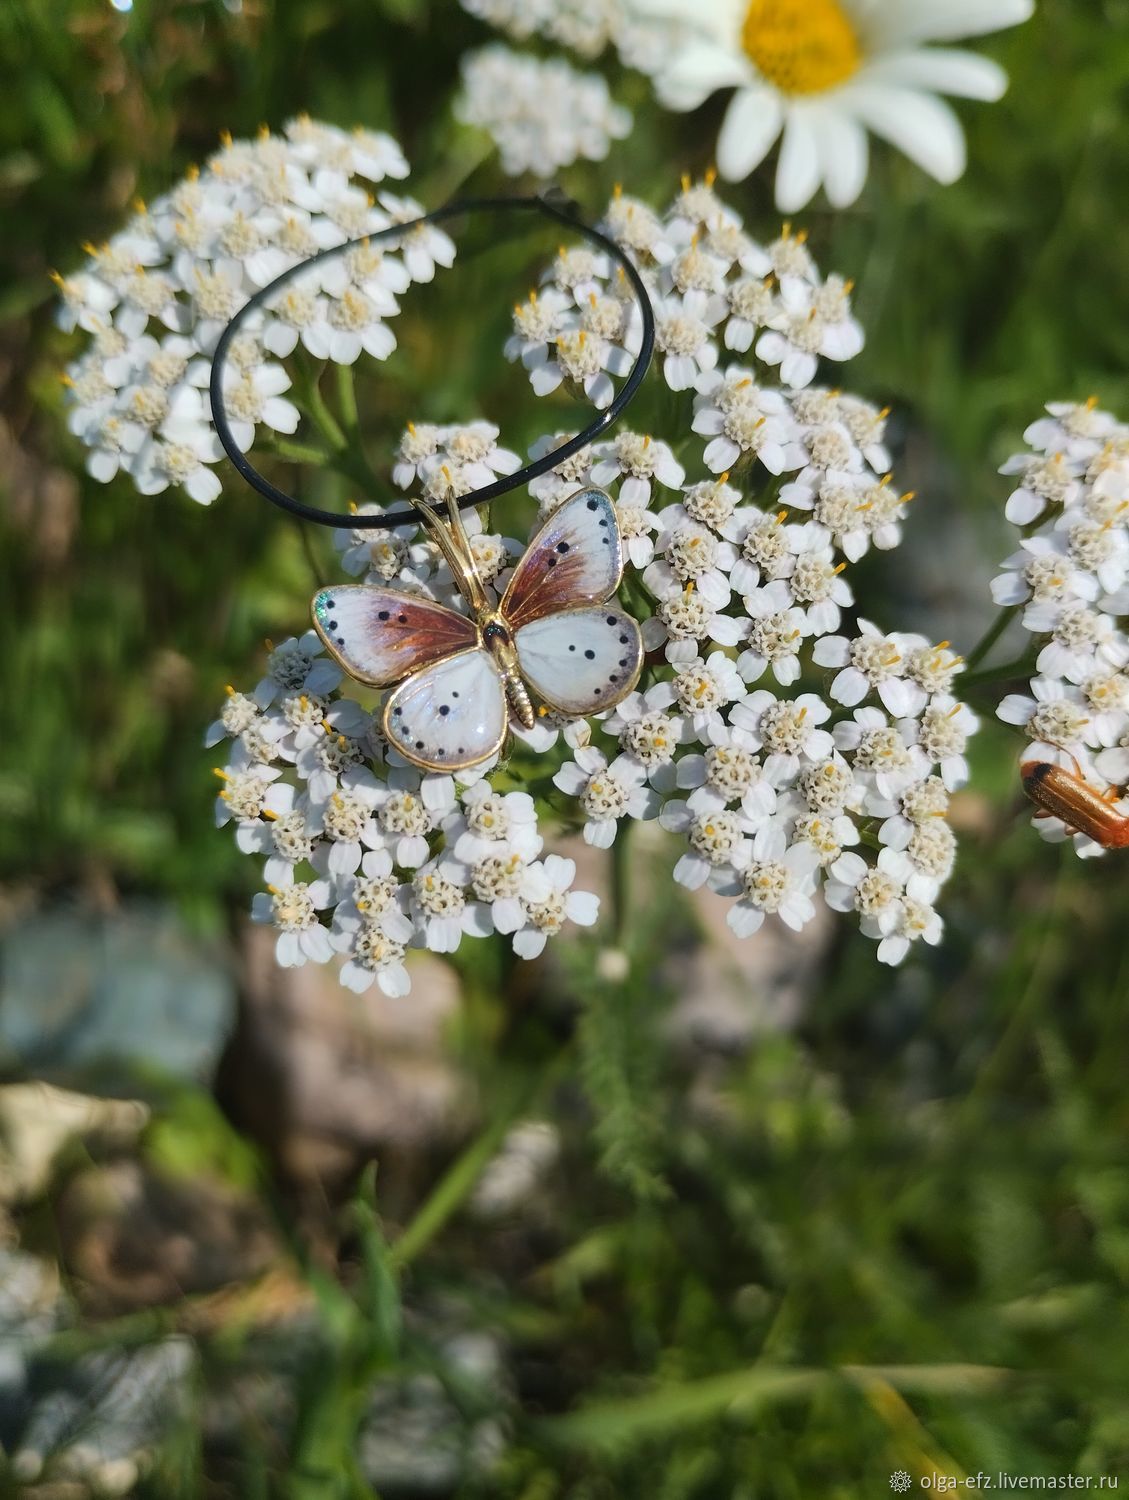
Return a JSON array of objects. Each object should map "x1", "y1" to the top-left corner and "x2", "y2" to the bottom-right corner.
[
  {"x1": 994, "y1": 400, "x2": 1129, "y2": 856},
  {"x1": 519, "y1": 178, "x2": 977, "y2": 964},
  {"x1": 456, "y1": 45, "x2": 632, "y2": 178},
  {"x1": 459, "y1": 0, "x2": 684, "y2": 67},
  {"x1": 55, "y1": 119, "x2": 454, "y2": 506},
  {"x1": 211, "y1": 179, "x2": 976, "y2": 981},
  {"x1": 506, "y1": 184, "x2": 867, "y2": 413}
]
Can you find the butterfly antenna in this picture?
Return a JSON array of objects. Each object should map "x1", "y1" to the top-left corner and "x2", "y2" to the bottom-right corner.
[
  {"x1": 445, "y1": 492, "x2": 490, "y2": 609},
  {"x1": 413, "y1": 494, "x2": 489, "y2": 613}
]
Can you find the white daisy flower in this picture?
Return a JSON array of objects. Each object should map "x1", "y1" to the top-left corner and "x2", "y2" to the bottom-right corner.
[
  {"x1": 755, "y1": 274, "x2": 864, "y2": 388},
  {"x1": 997, "y1": 677, "x2": 1092, "y2": 760},
  {"x1": 648, "y1": 289, "x2": 726, "y2": 392},
  {"x1": 529, "y1": 326, "x2": 634, "y2": 410},
  {"x1": 253, "y1": 632, "x2": 342, "y2": 709},
  {"x1": 823, "y1": 847, "x2": 905, "y2": 936},
  {"x1": 614, "y1": 494, "x2": 664, "y2": 568},
  {"x1": 527, "y1": 431, "x2": 595, "y2": 511},
  {"x1": 729, "y1": 689, "x2": 834, "y2": 781},
  {"x1": 331, "y1": 848, "x2": 412, "y2": 937},
  {"x1": 251, "y1": 879, "x2": 335, "y2": 968},
  {"x1": 604, "y1": 685, "x2": 691, "y2": 793},
  {"x1": 999, "y1": 450, "x2": 1082, "y2": 527},
  {"x1": 1024, "y1": 399, "x2": 1122, "y2": 466},
  {"x1": 898, "y1": 696, "x2": 978, "y2": 791},
  {"x1": 445, "y1": 785, "x2": 543, "y2": 864},
  {"x1": 723, "y1": 841, "x2": 821, "y2": 938},
  {"x1": 813, "y1": 619, "x2": 928, "y2": 717},
  {"x1": 642, "y1": 585, "x2": 746, "y2": 665},
  {"x1": 378, "y1": 193, "x2": 459, "y2": 283},
  {"x1": 553, "y1": 746, "x2": 659, "y2": 848},
  {"x1": 512, "y1": 854, "x2": 600, "y2": 960},
  {"x1": 626, "y1": 0, "x2": 1033, "y2": 210},
  {"x1": 876, "y1": 895, "x2": 944, "y2": 967},
  {"x1": 409, "y1": 857, "x2": 493, "y2": 953},
  {"x1": 589, "y1": 430, "x2": 685, "y2": 505},
  {"x1": 643, "y1": 517, "x2": 738, "y2": 609},
  {"x1": 1024, "y1": 601, "x2": 1128, "y2": 683},
  {"x1": 833, "y1": 706, "x2": 926, "y2": 800},
  {"x1": 465, "y1": 850, "x2": 553, "y2": 934},
  {"x1": 738, "y1": 599, "x2": 808, "y2": 686},
  {"x1": 338, "y1": 926, "x2": 412, "y2": 997},
  {"x1": 692, "y1": 367, "x2": 801, "y2": 474},
  {"x1": 990, "y1": 533, "x2": 1099, "y2": 611},
  {"x1": 660, "y1": 796, "x2": 756, "y2": 891},
  {"x1": 674, "y1": 732, "x2": 778, "y2": 822},
  {"x1": 670, "y1": 652, "x2": 747, "y2": 738}
]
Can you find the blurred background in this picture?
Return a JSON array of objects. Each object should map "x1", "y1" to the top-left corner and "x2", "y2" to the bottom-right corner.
[{"x1": 3, "y1": 0, "x2": 1129, "y2": 1493}]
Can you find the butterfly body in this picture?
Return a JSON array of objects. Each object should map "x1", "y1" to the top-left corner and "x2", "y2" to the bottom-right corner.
[
  {"x1": 311, "y1": 488, "x2": 642, "y2": 773},
  {"x1": 479, "y1": 613, "x2": 535, "y2": 729}
]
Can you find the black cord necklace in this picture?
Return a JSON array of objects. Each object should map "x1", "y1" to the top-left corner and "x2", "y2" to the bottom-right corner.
[{"x1": 209, "y1": 190, "x2": 656, "y2": 530}]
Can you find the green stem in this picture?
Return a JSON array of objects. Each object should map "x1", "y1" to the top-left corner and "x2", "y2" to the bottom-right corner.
[
  {"x1": 964, "y1": 605, "x2": 1020, "y2": 672},
  {"x1": 610, "y1": 820, "x2": 632, "y2": 949},
  {"x1": 390, "y1": 1046, "x2": 571, "y2": 1270},
  {"x1": 301, "y1": 376, "x2": 347, "y2": 452},
  {"x1": 267, "y1": 435, "x2": 336, "y2": 466},
  {"x1": 960, "y1": 653, "x2": 1038, "y2": 692},
  {"x1": 335, "y1": 360, "x2": 359, "y2": 434},
  {"x1": 537, "y1": 1362, "x2": 1014, "y2": 1454}
]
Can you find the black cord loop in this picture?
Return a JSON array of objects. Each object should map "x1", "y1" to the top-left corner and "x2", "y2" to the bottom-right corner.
[{"x1": 209, "y1": 191, "x2": 655, "y2": 530}]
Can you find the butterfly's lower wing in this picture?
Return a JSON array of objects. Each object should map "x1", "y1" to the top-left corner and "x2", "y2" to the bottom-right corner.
[
  {"x1": 382, "y1": 648, "x2": 509, "y2": 772},
  {"x1": 312, "y1": 585, "x2": 477, "y2": 686},
  {"x1": 515, "y1": 606, "x2": 643, "y2": 718},
  {"x1": 501, "y1": 487, "x2": 623, "y2": 631}
]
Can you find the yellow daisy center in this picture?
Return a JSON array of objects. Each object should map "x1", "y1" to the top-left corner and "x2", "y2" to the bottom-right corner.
[{"x1": 741, "y1": 0, "x2": 861, "y2": 95}]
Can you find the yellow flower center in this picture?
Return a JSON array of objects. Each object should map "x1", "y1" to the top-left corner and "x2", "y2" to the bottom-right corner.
[{"x1": 741, "y1": 0, "x2": 861, "y2": 95}]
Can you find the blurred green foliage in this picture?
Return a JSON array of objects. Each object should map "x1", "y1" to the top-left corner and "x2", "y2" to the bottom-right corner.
[{"x1": 4, "y1": 0, "x2": 1129, "y2": 1494}]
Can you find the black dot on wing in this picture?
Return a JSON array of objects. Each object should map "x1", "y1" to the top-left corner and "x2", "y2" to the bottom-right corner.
[
  {"x1": 378, "y1": 610, "x2": 390, "y2": 621},
  {"x1": 398, "y1": 614, "x2": 408, "y2": 624},
  {"x1": 457, "y1": 746, "x2": 464, "y2": 754},
  {"x1": 619, "y1": 658, "x2": 627, "y2": 667},
  {"x1": 452, "y1": 691, "x2": 459, "y2": 699},
  {"x1": 619, "y1": 633, "x2": 629, "y2": 643},
  {"x1": 328, "y1": 620, "x2": 338, "y2": 629},
  {"x1": 568, "y1": 644, "x2": 576, "y2": 652},
  {"x1": 587, "y1": 498, "x2": 598, "y2": 511},
  {"x1": 393, "y1": 707, "x2": 403, "y2": 716},
  {"x1": 606, "y1": 615, "x2": 617, "y2": 625},
  {"x1": 547, "y1": 557, "x2": 558, "y2": 569},
  {"x1": 415, "y1": 740, "x2": 424, "y2": 750},
  {"x1": 556, "y1": 541, "x2": 569, "y2": 553},
  {"x1": 337, "y1": 637, "x2": 345, "y2": 646},
  {"x1": 599, "y1": 518, "x2": 608, "y2": 528},
  {"x1": 325, "y1": 598, "x2": 335, "y2": 608},
  {"x1": 602, "y1": 537, "x2": 610, "y2": 545},
  {"x1": 439, "y1": 705, "x2": 450, "y2": 716},
  {"x1": 584, "y1": 649, "x2": 595, "y2": 659}
]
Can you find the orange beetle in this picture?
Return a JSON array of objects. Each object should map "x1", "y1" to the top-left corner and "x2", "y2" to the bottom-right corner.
[{"x1": 1021, "y1": 760, "x2": 1129, "y2": 849}]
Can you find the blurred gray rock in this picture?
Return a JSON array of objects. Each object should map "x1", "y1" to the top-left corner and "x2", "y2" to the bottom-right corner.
[
  {"x1": 0, "y1": 903, "x2": 235, "y2": 1087},
  {"x1": 7, "y1": 1337, "x2": 195, "y2": 1496},
  {"x1": 0, "y1": 1082, "x2": 149, "y2": 1207}
]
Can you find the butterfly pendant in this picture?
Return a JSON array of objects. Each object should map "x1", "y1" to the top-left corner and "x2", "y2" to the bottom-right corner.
[{"x1": 310, "y1": 486, "x2": 644, "y2": 773}]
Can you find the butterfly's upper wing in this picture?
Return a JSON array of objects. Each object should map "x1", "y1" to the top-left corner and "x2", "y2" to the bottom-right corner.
[
  {"x1": 312, "y1": 586, "x2": 477, "y2": 687},
  {"x1": 501, "y1": 487, "x2": 623, "y2": 632},
  {"x1": 515, "y1": 606, "x2": 643, "y2": 718},
  {"x1": 382, "y1": 648, "x2": 508, "y2": 773}
]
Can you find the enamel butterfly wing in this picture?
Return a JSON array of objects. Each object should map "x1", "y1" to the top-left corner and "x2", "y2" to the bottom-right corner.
[{"x1": 311, "y1": 487, "x2": 644, "y2": 772}]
